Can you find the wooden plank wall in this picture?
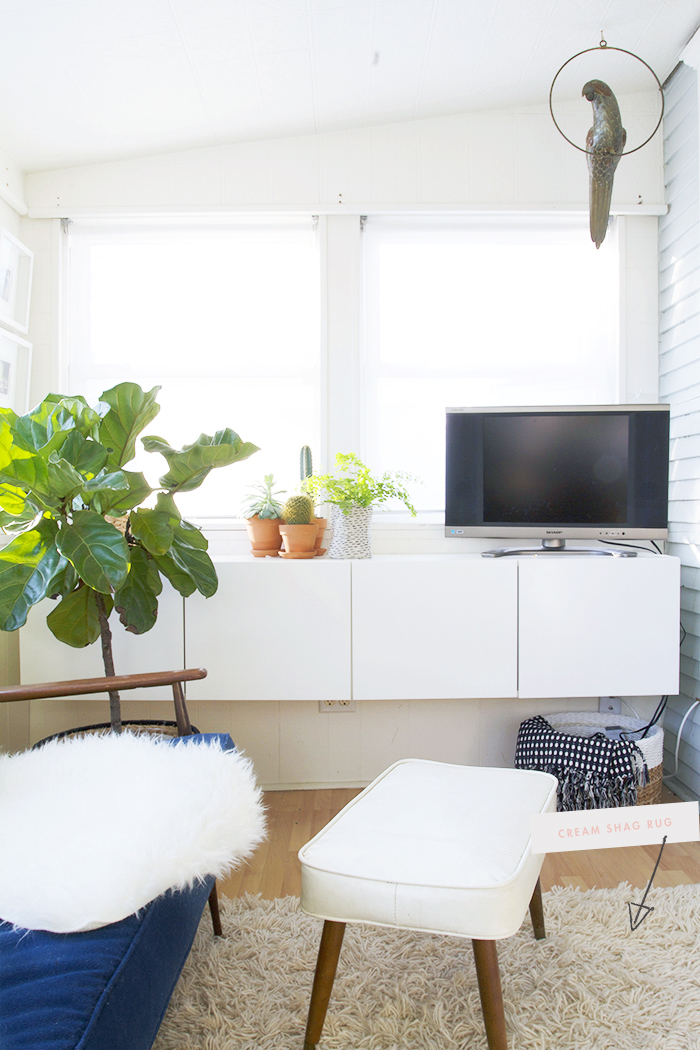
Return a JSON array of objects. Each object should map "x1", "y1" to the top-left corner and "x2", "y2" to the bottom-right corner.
[{"x1": 660, "y1": 61, "x2": 700, "y2": 801}]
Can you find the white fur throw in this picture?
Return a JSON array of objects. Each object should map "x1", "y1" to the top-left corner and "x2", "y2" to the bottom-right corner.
[{"x1": 0, "y1": 732, "x2": 266, "y2": 933}]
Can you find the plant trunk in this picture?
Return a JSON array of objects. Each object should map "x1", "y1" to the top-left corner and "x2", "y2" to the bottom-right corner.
[{"x1": 95, "y1": 592, "x2": 122, "y2": 733}]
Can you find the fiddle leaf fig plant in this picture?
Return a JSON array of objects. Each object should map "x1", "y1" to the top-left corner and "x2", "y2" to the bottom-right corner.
[{"x1": 0, "y1": 382, "x2": 259, "y2": 730}]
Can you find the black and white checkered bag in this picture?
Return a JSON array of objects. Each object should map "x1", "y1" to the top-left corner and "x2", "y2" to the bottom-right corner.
[{"x1": 514, "y1": 714, "x2": 649, "y2": 811}]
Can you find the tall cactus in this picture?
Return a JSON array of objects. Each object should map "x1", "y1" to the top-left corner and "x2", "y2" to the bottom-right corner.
[{"x1": 300, "y1": 445, "x2": 313, "y2": 489}]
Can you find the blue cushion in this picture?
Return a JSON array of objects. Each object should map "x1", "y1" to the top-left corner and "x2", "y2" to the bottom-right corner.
[{"x1": 0, "y1": 732, "x2": 234, "y2": 1050}]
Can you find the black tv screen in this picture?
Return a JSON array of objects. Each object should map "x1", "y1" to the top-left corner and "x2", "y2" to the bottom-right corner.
[{"x1": 445, "y1": 406, "x2": 670, "y2": 544}]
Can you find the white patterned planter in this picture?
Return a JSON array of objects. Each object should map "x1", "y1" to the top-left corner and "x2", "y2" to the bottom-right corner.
[{"x1": 328, "y1": 504, "x2": 373, "y2": 559}]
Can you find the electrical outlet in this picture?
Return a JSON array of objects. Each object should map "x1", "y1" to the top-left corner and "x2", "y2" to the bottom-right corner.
[
  {"x1": 318, "y1": 700, "x2": 357, "y2": 712},
  {"x1": 598, "y1": 696, "x2": 621, "y2": 714}
]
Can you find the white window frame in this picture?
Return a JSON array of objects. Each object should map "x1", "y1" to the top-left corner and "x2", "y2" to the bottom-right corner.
[{"x1": 58, "y1": 211, "x2": 660, "y2": 539}]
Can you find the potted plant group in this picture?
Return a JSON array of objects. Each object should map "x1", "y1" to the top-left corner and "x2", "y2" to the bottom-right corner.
[
  {"x1": 241, "y1": 474, "x2": 285, "y2": 556},
  {"x1": 0, "y1": 382, "x2": 258, "y2": 731},
  {"x1": 305, "y1": 452, "x2": 416, "y2": 559}
]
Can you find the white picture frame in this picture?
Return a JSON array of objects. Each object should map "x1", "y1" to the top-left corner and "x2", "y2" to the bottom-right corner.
[
  {"x1": 0, "y1": 329, "x2": 32, "y2": 413},
  {"x1": 0, "y1": 228, "x2": 33, "y2": 334}
]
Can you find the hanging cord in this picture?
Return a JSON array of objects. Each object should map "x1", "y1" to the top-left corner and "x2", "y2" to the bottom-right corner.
[
  {"x1": 664, "y1": 699, "x2": 700, "y2": 779},
  {"x1": 598, "y1": 539, "x2": 663, "y2": 554},
  {"x1": 618, "y1": 695, "x2": 666, "y2": 742},
  {"x1": 620, "y1": 619, "x2": 687, "y2": 741}
]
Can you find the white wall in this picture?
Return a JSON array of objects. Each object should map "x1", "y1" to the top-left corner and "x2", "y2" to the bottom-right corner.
[
  {"x1": 7, "y1": 99, "x2": 670, "y2": 776},
  {"x1": 0, "y1": 145, "x2": 25, "y2": 750},
  {"x1": 24, "y1": 94, "x2": 663, "y2": 214}
]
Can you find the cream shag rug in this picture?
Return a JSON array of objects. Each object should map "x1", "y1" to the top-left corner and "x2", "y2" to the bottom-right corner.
[{"x1": 153, "y1": 885, "x2": 700, "y2": 1050}]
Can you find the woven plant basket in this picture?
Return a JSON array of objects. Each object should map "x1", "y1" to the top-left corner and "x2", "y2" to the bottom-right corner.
[
  {"x1": 545, "y1": 711, "x2": 664, "y2": 806},
  {"x1": 33, "y1": 720, "x2": 201, "y2": 748}
]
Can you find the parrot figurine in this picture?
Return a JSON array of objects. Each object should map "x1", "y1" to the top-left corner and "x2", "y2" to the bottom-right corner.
[{"x1": 582, "y1": 79, "x2": 626, "y2": 248}]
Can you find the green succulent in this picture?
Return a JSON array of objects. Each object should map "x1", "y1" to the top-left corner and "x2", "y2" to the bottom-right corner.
[{"x1": 241, "y1": 474, "x2": 286, "y2": 520}]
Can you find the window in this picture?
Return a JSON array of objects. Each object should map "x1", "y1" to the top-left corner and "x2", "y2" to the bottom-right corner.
[
  {"x1": 67, "y1": 214, "x2": 623, "y2": 522},
  {"x1": 67, "y1": 219, "x2": 320, "y2": 518},
  {"x1": 362, "y1": 217, "x2": 620, "y2": 514}
]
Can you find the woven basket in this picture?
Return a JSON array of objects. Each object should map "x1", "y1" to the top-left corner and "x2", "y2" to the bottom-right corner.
[
  {"x1": 545, "y1": 711, "x2": 664, "y2": 806},
  {"x1": 33, "y1": 719, "x2": 201, "y2": 748}
]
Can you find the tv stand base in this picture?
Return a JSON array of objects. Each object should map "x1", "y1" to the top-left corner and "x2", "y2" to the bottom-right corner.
[{"x1": 483, "y1": 539, "x2": 637, "y2": 558}]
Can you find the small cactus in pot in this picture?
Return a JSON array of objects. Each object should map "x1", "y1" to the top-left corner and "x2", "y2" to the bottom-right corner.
[
  {"x1": 278, "y1": 486, "x2": 318, "y2": 557},
  {"x1": 281, "y1": 493, "x2": 314, "y2": 524}
]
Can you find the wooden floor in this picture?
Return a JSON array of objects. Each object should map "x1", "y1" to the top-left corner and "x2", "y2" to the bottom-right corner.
[{"x1": 218, "y1": 784, "x2": 700, "y2": 901}]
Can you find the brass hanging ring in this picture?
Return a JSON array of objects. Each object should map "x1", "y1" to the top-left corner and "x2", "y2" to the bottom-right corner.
[{"x1": 549, "y1": 44, "x2": 664, "y2": 157}]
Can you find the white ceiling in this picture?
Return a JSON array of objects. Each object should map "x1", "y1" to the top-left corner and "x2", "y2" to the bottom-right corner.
[{"x1": 1, "y1": 0, "x2": 698, "y2": 174}]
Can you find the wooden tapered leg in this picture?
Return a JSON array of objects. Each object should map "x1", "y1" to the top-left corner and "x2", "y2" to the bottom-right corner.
[
  {"x1": 303, "y1": 920, "x2": 346, "y2": 1050},
  {"x1": 208, "y1": 882, "x2": 223, "y2": 937},
  {"x1": 472, "y1": 938, "x2": 508, "y2": 1050},
  {"x1": 528, "y1": 877, "x2": 546, "y2": 940}
]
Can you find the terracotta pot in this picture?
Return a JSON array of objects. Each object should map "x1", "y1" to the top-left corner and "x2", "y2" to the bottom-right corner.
[
  {"x1": 279, "y1": 523, "x2": 318, "y2": 553},
  {"x1": 313, "y1": 517, "x2": 327, "y2": 553},
  {"x1": 245, "y1": 515, "x2": 283, "y2": 556}
]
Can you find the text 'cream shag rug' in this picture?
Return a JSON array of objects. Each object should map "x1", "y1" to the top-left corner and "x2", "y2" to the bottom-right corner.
[{"x1": 153, "y1": 884, "x2": 700, "y2": 1050}]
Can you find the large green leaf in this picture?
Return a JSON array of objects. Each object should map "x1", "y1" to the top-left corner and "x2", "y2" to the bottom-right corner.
[
  {"x1": 80, "y1": 468, "x2": 131, "y2": 516},
  {"x1": 169, "y1": 536, "x2": 218, "y2": 597},
  {"x1": 45, "y1": 559, "x2": 78, "y2": 599},
  {"x1": 10, "y1": 398, "x2": 98, "y2": 459},
  {"x1": 142, "y1": 429, "x2": 259, "y2": 492},
  {"x1": 0, "y1": 454, "x2": 50, "y2": 496},
  {"x1": 0, "y1": 407, "x2": 18, "y2": 430},
  {"x1": 152, "y1": 551, "x2": 197, "y2": 597},
  {"x1": 114, "y1": 547, "x2": 162, "y2": 635},
  {"x1": 98, "y1": 383, "x2": 161, "y2": 467},
  {"x1": 176, "y1": 518, "x2": 208, "y2": 551},
  {"x1": 0, "y1": 505, "x2": 40, "y2": 533},
  {"x1": 0, "y1": 481, "x2": 32, "y2": 516},
  {"x1": 96, "y1": 470, "x2": 153, "y2": 514},
  {"x1": 0, "y1": 519, "x2": 64, "y2": 630},
  {"x1": 60, "y1": 431, "x2": 109, "y2": 478},
  {"x1": 55, "y1": 511, "x2": 129, "y2": 593},
  {"x1": 155, "y1": 491, "x2": 181, "y2": 523},
  {"x1": 0, "y1": 422, "x2": 49, "y2": 488},
  {"x1": 46, "y1": 585, "x2": 111, "y2": 648},
  {"x1": 47, "y1": 454, "x2": 85, "y2": 499},
  {"x1": 130, "y1": 507, "x2": 176, "y2": 556}
]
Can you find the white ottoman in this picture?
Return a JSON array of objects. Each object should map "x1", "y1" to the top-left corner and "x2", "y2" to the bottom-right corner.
[{"x1": 299, "y1": 759, "x2": 558, "y2": 1050}]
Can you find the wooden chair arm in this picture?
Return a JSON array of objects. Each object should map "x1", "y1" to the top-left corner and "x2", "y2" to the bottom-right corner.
[
  {"x1": 0, "y1": 668, "x2": 207, "y2": 704},
  {"x1": 0, "y1": 669, "x2": 208, "y2": 737}
]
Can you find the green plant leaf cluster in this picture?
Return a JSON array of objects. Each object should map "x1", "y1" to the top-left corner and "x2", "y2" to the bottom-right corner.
[
  {"x1": 240, "y1": 474, "x2": 286, "y2": 520},
  {"x1": 305, "y1": 453, "x2": 418, "y2": 516},
  {"x1": 0, "y1": 383, "x2": 259, "y2": 647}
]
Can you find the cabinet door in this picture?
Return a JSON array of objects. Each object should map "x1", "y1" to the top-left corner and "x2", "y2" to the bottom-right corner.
[
  {"x1": 186, "y1": 558, "x2": 351, "y2": 700},
  {"x1": 351, "y1": 557, "x2": 518, "y2": 700},
  {"x1": 518, "y1": 556, "x2": 680, "y2": 699}
]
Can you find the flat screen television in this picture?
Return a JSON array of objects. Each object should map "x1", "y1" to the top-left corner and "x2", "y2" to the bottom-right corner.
[{"x1": 445, "y1": 405, "x2": 670, "y2": 557}]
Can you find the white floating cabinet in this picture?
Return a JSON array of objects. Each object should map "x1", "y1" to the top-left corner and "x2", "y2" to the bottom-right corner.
[
  {"x1": 351, "y1": 556, "x2": 518, "y2": 699},
  {"x1": 185, "y1": 558, "x2": 352, "y2": 701},
  {"x1": 517, "y1": 556, "x2": 680, "y2": 699},
  {"x1": 19, "y1": 554, "x2": 680, "y2": 704}
]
